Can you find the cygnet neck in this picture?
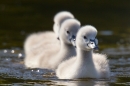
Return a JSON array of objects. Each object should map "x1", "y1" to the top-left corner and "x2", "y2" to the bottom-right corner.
[
  {"x1": 74, "y1": 46, "x2": 99, "y2": 78},
  {"x1": 60, "y1": 41, "x2": 76, "y2": 59},
  {"x1": 77, "y1": 47, "x2": 94, "y2": 65}
]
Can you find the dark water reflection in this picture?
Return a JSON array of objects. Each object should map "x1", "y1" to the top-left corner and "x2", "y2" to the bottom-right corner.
[{"x1": 0, "y1": 0, "x2": 130, "y2": 85}]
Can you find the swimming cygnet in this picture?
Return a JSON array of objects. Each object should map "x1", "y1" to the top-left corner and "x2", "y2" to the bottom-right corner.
[
  {"x1": 24, "y1": 11, "x2": 74, "y2": 55},
  {"x1": 56, "y1": 25, "x2": 110, "y2": 79},
  {"x1": 24, "y1": 19, "x2": 81, "y2": 69}
]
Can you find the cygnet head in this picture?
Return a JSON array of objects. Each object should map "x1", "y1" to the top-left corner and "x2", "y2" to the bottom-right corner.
[
  {"x1": 76, "y1": 25, "x2": 98, "y2": 51},
  {"x1": 59, "y1": 19, "x2": 80, "y2": 45},
  {"x1": 53, "y1": 11, "x2": 74, "y2": 39}
]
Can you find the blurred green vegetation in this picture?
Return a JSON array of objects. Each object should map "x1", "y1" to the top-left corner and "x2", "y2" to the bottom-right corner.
[{"x1": 0, "y1": 0, "x2": 130, "y2": 49}]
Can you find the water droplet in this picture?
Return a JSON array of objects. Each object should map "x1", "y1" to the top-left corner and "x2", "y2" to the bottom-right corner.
[
  {"x1": 37, "y1": 70, "x2": 40, "y2": 72},
  {"x1": 11, "y1": 50, "x2": 15, "y2": 53},
  {"x1": 4, "y1": 50, "x2": 7, "y2": 53},
  {"x1": 18, "y1": 53, "x2": 22, "y2": 58}
]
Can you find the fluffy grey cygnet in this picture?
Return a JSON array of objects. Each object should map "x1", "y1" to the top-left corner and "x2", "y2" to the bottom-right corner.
[
  {"x1": 56, "y1": 25, "x2": 110, "y2": 79},
  {"x1": 24, "y1": 19, "x2": 80, "y2": 69},
  {"x1": 24, "y1": 11, "x2": 74, "y2": 55}
]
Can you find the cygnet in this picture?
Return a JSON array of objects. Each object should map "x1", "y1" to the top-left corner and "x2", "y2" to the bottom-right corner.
[
  {"x1": 24, "y1": 19, "x2": 80, "y2": 69},
  {"x1": 24, "y1": 11, "x2": 74, "y2": 55},
  {"x1": 56, "y1": 25, "x2": 110, "y2": 79}
]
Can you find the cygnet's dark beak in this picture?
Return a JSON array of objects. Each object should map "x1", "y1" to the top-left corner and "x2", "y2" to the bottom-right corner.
[
  {"x1": 70, "y1": 35, "x2": 76, "y2": 47},
  {"x1": 87, "y1": 39, "x2": 99, "y2": 51},
  {"x1": 94, "y1": 46, "x2": 99, "y2": 51}
]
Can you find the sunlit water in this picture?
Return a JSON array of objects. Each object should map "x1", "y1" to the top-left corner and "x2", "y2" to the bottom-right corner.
[{"x1": 0, "y1": 46, "x2": 130, "y2": 85}]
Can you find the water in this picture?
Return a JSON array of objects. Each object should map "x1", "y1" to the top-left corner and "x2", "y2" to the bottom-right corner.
[
  {"x1": 0, "y1": 0, "x2": 130, "y2": 85},
  {"x1": 0, "y1": 48, "x2": 130, "y2": 85}
]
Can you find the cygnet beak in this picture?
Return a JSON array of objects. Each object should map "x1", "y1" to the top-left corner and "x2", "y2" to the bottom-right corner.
[
  {"x1": 94, "y1": 46, "x2": 99, "y2": 51},
  {"x1": 70, "y1": 35, "x2": 76, "y2": 48},
  {"x1": 87, "y1": 39, "x2": 99, "y2": 51}
]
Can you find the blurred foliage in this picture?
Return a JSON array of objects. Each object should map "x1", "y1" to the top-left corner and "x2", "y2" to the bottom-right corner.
[{"x1": 0, "y1": 0, "x2": 130, "y2": 49}]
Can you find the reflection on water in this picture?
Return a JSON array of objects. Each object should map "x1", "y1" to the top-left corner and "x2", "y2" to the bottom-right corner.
[{"x1": 0, "y1": 48, "x2": 130, "y2": 85}]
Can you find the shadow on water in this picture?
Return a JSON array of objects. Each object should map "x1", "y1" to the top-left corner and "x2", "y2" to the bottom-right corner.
[{"x1": 0, "y1": 0, "x2": 130, "y2": 85}]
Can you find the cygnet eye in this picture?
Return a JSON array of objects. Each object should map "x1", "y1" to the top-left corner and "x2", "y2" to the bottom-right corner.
[
  {"x1": 91, "y1": 42, "x2": 94, "y2": 44},
  {"x1": 84, "y1": 36, "x2": 87, "y2": 39},
  {"x1": 67, "y1": 31, "x2": 70, "y2": 34}
]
